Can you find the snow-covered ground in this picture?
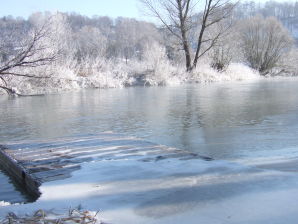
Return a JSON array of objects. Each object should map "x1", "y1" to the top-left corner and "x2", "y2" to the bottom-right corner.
[{"x1": 1, "y1": 147, "x2": 298, "y2": 224}]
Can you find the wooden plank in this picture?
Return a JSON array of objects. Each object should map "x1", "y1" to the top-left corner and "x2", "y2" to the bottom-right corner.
[{"x1": 0, "y1": 145, "x2": 41, "y2": 199}]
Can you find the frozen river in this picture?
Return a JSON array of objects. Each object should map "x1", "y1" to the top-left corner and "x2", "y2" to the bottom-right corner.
[{"x1": 1, "y1": 78, "x2": 298, "y2": 203}]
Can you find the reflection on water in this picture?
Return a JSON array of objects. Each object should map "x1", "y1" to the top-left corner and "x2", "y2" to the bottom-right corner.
[
  {"x1": 0, "y1": 164, "x2": 34, "y2": 203},
  {"x1": 1, "y1": 79, "x2": 298, "y2": 202},
  {"x1": 1, "y1": 79, "x2": 298, "y2": 159}
]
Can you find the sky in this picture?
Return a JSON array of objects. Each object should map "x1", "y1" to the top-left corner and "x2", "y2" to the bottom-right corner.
[
  {"x1": 0, "y1": 0, "x2": 296, "y2": 20},
  {"x1": 0, "y1": 0, "x2": 144, "y2": 19}
]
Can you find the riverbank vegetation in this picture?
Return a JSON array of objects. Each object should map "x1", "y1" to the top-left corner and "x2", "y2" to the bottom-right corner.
[
  {"x1": 0, "y1": 0, "x2": 298, "y2": 95},
  {"x1": 0, "y1": 208, "x2": 100, "y2": 223}
]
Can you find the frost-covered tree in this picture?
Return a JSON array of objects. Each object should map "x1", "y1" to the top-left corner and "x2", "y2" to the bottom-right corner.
[
  {"x1": 140, "y1": 0, "x2": 235, "y2": 71},
  {"x1": 73, "y1": 26, "x2": 107, "y2": 60},
  {"x1": 201, "y1": 16, "x2": 235, "y2": 71},
  {"x1": 0, "y1": 21, "x2": 57, "y2": 95},
  {"x1": 114, "y1": 17, "x2": 161, "y2": 62},
  {"x1": 142, "y1": 41, "x2": 181, "y2": 85},
  {"x1": 29, "y1": 12, "x2": 74, "y2": 60},
  {"x1": 233, "y1": 1, "x2": 298, "y2": 41},
  {"x1": 277, "y1": 48, "x2": 298, "y2": 76},
  {"x1": 209, "y1": 33, "x2": 234, "y2": 71},
  {"x1": 239, "y1": 15, "x2": 293, "y2": 75}
]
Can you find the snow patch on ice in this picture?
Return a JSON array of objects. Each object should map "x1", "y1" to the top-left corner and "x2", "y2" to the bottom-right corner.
[{"x1": 0, "y1": 201, "x2": 11, "y2": 207}]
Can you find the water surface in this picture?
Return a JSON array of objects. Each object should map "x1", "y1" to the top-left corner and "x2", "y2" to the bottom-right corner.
[{"x1": 1, "y1": 79, "x2": 298, "y2": 202}]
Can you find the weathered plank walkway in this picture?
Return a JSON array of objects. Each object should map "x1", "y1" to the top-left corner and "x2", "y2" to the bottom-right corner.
[{"x1": 0, "y1": 133, "x2": 209, "y2": 199}]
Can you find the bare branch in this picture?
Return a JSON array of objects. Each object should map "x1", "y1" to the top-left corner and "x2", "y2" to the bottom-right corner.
[
  {"x1": 0, "y1": 19, "x2": 58, "y2": 95},
  {"x1": 0, "y1": 76, "x2": 7, "y2": 86},
  {"x1": 0, "y1": 85, "x2": 17, "y2": 95},
  {"x1": 1, "y1": 72, "x2": 51, "y2": 79}
]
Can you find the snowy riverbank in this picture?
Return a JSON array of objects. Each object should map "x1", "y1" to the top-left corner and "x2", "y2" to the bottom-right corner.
[{"x1": 3, "y1": 62, "x2": 262, "y2": 96}]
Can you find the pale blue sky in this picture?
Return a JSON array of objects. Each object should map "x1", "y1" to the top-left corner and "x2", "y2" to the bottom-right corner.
[
  {"x1": 0, "y1": 0, "x2": 294, "y2": 20},
  {"x1": 0, "y1": 0, "x2": 143, "y2": 19}
]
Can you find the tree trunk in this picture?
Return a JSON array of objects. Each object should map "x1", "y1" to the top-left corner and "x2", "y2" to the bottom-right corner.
[
  {"x1": 177, "y1": 0, "x2": 192, "y2": 71},
  {"x1": 192, "y1": 0, "x2": 212, "y2": 70}
]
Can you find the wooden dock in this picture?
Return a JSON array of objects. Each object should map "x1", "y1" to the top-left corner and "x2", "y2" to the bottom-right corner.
[{"x1": 0, "y1": 133, "x2": 209, "y2": 199}]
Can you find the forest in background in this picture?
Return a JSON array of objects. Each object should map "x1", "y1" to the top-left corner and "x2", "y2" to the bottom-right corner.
[{"x1": 1, "y1": 0, "x2": 298, "y2": 95}]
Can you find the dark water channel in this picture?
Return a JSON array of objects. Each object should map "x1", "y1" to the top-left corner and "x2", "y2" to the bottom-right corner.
[{"x1": 1, "y1": 79, "x2": 298, "y2": 203}]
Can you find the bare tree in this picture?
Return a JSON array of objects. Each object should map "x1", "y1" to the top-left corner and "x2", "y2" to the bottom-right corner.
[
  {"x1": 73, "y1": 25, "x2": 107, "y2": 61},
  {"x1": 239, "y1": 15, "x2": 294, "y2": 75},
  {"x1": 210, "y1": 38, "x2": 233, "y2": 71},
  {"x1": 0, "y1": 22, "x2": 57, "y2": 95},
  {"x1": 140, "y1": 0, "x2": 235, "y2": 71},
  {"x1": 114, "y1": 18, "x2": 161, "y2": 63},
  {"x1": 208, "y1": 19, "x2": 237, "y2": 71}
]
